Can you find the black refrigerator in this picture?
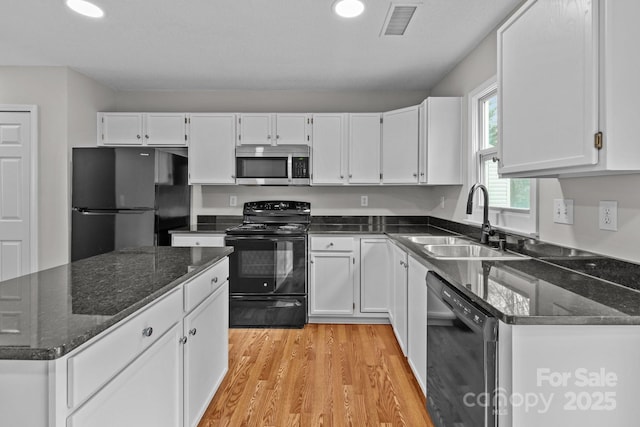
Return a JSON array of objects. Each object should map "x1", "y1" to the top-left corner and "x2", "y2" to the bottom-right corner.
[{"x1": 71, "y1": 147, "x2": 190, "y2": 261}]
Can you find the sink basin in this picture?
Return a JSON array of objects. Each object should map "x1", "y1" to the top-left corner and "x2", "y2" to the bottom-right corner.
[
  {"x1": 422, "y1": 244, "x2": 529, "y2": 261},
  {"x1": 403, "y1": 236, "x2": 470, "y2": 245}
]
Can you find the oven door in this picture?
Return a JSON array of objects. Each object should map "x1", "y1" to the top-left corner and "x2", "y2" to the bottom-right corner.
[
  {"x1": 426, "y1": 272, "x2": 497, "y2": 427},
  {"x1": 225, "y1": 235, "x2": 307, "y2": 295}
]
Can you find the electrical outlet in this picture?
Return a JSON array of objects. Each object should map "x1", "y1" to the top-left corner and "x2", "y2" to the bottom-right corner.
[
  {"x1": 553, "y1": 199, "x2": 574, "y2": 225},
  {"x1": 360, "y1": 195, "x2": 368, "y2": 207},
  {"x1": 599, "y1": 200, "x2": 618, "y2": 231},
  {"x1": 229, "y1": 195, "x2": 237, "y2": 207}
]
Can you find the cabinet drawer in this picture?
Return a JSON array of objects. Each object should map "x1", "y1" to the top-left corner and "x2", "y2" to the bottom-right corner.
[
  {"x1": 310, "y1": 236, "x2": 353, "y2": 252},
  {"x1": 172, "y1": 234, "x2": 225, "y2": 247},
  {"x1": 67, "y1": 288, "x2": 182, "y2": 409},
  {"x1": 184, "y1": 258, "x2": 229, "y2": 313}
]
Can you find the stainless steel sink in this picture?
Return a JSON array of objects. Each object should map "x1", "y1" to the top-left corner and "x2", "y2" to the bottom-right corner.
[
  {"x1": 422, "y1": 244, "x2": 529, "y2": 261},
  {"x1": 403, "y1": 236, "x2": 470, "y2": 245}
]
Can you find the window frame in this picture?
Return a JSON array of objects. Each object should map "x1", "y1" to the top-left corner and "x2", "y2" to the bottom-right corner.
[{"x1": 467, "y1": 76, "x2": 538, "y2": 237}]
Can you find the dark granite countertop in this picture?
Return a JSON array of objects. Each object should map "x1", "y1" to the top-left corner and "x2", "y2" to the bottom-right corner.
[{"x1": 0, "y1": 246, "x2": 233, "y2": 360}]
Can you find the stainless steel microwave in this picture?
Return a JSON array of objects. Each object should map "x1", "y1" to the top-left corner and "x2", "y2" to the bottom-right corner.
[{"x1": 235, "y1": 145, "x2": 310, "y2": 185}]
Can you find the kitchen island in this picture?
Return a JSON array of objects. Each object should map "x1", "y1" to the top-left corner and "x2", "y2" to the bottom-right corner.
[{"x1": 0, "y1": 246, "x2": 232, "y2": 427}]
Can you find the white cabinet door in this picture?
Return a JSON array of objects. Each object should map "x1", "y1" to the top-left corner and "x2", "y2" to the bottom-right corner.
[
  {"x1": 311, "y1": 114, "x2": 347, "y2": 185},
  {"x1": 188, "y1": 113, "x2": 236, "y2": 184},
  {"x1": 419, "y1": 98, "x2": 462, "y2": 185},
  {"x1": 389, "y1": 242, "x2": 408, "y2": 355},
  {"x1": 238, "y1": 113, "x2": 273, "y2": 145},
  {"x1": 309, "y1": 252, "x2": 354, "y2": 315},
  {"x1": 382, "y1": 106, "x2": 419, "y2": 184},
  {"x1": 407, "y1": 255, "x2": 428, "y2": 396},
  {"x1": 349, "y1": 113, "x2": 381, "y2": 184},
  {"x1": 99, "y1": 113, "x2": 144, "y2": 145},
  {"x1": 183, "y1": 282, "x2": 229, "y2": 427},
  {"x1": 498, "y1": 0, "x2": 598, "y2": 175},
  {"x1": 145, "y1": 113, "x2": 187, "y2": 146},
  {"x1": 67, "y1": 323, "x2": 183, "y2": 427},
  {"x1": 275, "y1": 114, "x2": 310, "y2": 145},
  {"x1": 360, "y1": 238, "x2": 389, "y2": 313}
]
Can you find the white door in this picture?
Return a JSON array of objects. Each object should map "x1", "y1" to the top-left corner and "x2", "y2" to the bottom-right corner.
[
  {"x1": 308, "y1": 252, "x2": 354, "y2": 315},
  {"x1": 311, "y1": 114, "x2": 347, "y2": 185},
  {"x1": 498, "y1": 0, "x2": 598, "y2": 174},
  {"x1": 349, "y1": 113, "x2": 381, "y2": 184},
  {"x1": 188, "y1": 114, "x2": 236, "y2": 184},
  {"x1": 0, "y1": 111, "x2": 32, "y2": 281},
  {"x1": 360, "y1": 238, "x2": 389, "y2": 313},
  {"x1": 275, "y1": 114, "x2": 309, "y2": 145},
  {"x1": 238, "y1": 114, "x2": 272, "y2": 145},
  {"x1": 382, "y1": 106, "x2": 419, "y2": 184}
]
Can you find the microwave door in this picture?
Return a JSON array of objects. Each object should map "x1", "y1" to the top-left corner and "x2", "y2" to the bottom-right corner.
[{"x1": 236, "y1": 156, "x2": 290, "y2": 185}]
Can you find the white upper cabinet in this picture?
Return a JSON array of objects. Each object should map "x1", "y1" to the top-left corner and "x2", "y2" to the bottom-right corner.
[
  {"x1": 274, "y1": 113, "x2": 310, "y2": 145},
  {"x1": 419, "y1": 98, "x2": 462, "y2": 185},
  {"x1": 311, "y1": 113, "x2": 347, "y2": 185},
  {"x1": 498, "y1": 0, "x2": 640, "y2": 177},
  {"x1": 188, "y1": 113, "x2": 236, "y2": 185},
  {"x1": 237, "y1": 113, "x2": 310, "y2": 146},
  {"x1": 348, "y1": 113, "x2": 381, "y2": 184},
  {"x1": 381, "y1": 105, "x2": 420, "y2": 184},
  {"x1": 237, "y1": 113, "x2": 272, "y2": 145},
  {"x1": 99, "y1": 113, "x2": 187, "y2": 147}
]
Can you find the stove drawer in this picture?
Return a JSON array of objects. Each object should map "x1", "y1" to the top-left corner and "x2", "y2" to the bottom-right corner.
[
  {"x1": 310, "y1": 236, "x2": 353, "y2": 252},
  {"x1": 230, "y1": 295, "x2": 307, "y2": 328}
]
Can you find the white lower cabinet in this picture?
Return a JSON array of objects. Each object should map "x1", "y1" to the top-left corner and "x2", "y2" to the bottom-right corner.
[
  {"x1": 308, "y1": 235, "x2": 390, "y2": 321},
  {"x1": 183, "y1": 282, "x2": 229, "y2": 427},
  {"x1": 360, "y1": 238, "x2": 389, "y2": 313},
  {"x1": 67, "y1": 322, "x2": 183, "y2": 427},
  {"x1": 407, "y1": 255, "x2": 428, "y2": 396},
  {"x1": 389, "y1": 241, "x2": 408, "y2": 355},
  {"x1": 309, "y1": 251, "x2": 355, "y2": 315}
]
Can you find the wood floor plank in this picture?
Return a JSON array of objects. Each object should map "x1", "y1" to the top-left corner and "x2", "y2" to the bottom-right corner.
[{"x1": 199, "y1": 324, "x2": 434, "y2": 427}]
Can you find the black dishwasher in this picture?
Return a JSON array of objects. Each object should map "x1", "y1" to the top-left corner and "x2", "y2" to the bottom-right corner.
[{"x1": 426, "y1": 271, "x2": 498, "y2": 427}]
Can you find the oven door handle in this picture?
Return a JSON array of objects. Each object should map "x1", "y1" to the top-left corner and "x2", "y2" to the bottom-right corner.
[{"x1": 225, "y1": 236, "x2": 306, "y2": 242}]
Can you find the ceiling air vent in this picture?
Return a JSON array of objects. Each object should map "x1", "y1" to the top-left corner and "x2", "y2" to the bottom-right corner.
[{"x1": 381, "y1": 3, "x2": 418, "y2": 36}]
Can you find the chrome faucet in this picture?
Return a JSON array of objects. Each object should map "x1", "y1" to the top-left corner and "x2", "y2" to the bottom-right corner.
[{"x1": 466, "y1": 183, "x2": 495, "y2": 244}]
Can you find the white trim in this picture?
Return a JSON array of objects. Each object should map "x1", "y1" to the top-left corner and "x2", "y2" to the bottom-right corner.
[
  {"x1": 467, "y1": 79, "x2": 538, "y2": 236},
  {"x1": 0, "y1": 104, "x2": 38, "y2": 273}
]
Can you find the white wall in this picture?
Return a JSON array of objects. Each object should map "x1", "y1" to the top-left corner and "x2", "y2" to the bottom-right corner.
[
  {"x1": 0, "y1": 67, "x2": 115, "y2": 269},
  {"x1": 428, "y1": 31, "x2": 640, "y2": 263},
  {"x1": 115, "y1": 90, "x2": 429, "y2": 113}
]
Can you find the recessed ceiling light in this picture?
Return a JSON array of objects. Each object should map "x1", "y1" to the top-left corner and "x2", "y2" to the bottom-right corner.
[
  {"x1": 66, "y1": 0, "x2": 104, "y2": 18},
  {"x1": 333, "y1": 0, "x2": 365, "y2": 18}
]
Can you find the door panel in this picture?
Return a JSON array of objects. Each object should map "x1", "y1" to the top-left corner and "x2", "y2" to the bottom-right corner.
[{"x1": 0, "y1": 112, "x2": 31, "y2": 280}]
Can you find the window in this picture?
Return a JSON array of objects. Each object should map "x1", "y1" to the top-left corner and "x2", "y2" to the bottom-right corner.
[{"x1": 469, "y1": 77, "x2": 537, "y2": 235}]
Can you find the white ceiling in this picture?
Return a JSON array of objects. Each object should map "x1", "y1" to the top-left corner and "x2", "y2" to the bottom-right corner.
[{"x1": 0, "y1": 0, "x2": 520, "y2": 91}]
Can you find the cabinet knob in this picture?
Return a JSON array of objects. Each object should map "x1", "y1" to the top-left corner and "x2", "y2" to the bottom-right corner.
[
  {"x1": 179, "y1": 336, "x2": 188, "y2": 344},
  {"x1": 276, "y1": 135, "x2": 280, "y2": 139},
  {"x1": 195, "y1": 241, "x2": 200, "y2": 246},
  {"x1": 136, "y1": 135, "x2": 141, "y2": 139},
  {"x1": 413, "y1": 173, "x2": 417, "y2": 177},
  {"x1": 340, "y1": 175, "x2": 344, "y2": 179},
  {"x1": 328, "y1": 242, "x2": 334, "y2": 247},
  {"x1": 420, "y1": 172, "x2": 425, "y2": 176},
  {"x1": 349, "y1": 174, "x2": 352, "y2": 178},
  {"x1": 142, "y1": 327, "x2": 153, "y2": 337},
  {"x1": 267, "y1": 135, "x2": 271, "y2": 139},
  {"x1": 211, "y1": 277, "x2": 218, "y2": 284},
  {"x1": 231, "y1": 175, "x2": 235, "y2": 179},
  {"x1": 145, "y1": 135, "x2": 149, "y2": 139},
  {"x1": 189, "y1": 328, "x2": 197, "y2": 336}
]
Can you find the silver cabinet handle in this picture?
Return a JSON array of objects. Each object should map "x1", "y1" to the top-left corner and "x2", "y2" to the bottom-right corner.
[
  {"x1": 340, "y1": 175, "x2": 344, "y2": 179},
  {"x1": 211, "y1": 277, "x2": 218, "y2": 284},
  {"x1": 145, "y1": 135, "x2": 149, "y2": 139},
  {"x1": 189, "y1": 328, "x2": 197, "y2": 336},
  {"x1": 136, "y1": 135, "x2": 141, "y2": 139},
  {"x1": 179, "y1": 336, "x2": 188, "y2": 344},
  {"x1": 142, "y1": 327, "x2": 153, "y2": 337}
]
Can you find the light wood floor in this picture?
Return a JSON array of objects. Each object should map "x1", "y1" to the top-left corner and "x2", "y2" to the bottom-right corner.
[{"x1": 198, "y1": 324, "x2": 434, "y2": 427}]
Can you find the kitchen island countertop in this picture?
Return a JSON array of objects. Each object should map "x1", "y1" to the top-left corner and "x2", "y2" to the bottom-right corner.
[{"x1": 0, "y1": 246, "x2": 232, "y2": 360}]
